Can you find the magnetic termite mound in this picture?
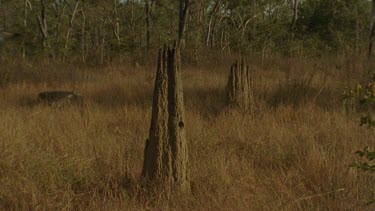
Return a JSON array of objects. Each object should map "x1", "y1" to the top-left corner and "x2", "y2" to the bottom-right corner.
[
  {"x1": 141, "y1": 44, "x2": 190, "y2": 193},
  {"x1": 227, "y1": 60, "x2": 253, "y2": 111}
]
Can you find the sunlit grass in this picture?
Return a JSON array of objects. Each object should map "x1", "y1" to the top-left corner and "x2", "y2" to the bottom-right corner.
[{"x1": 0, "y1": 57, "x2": 374, "y2": 210}]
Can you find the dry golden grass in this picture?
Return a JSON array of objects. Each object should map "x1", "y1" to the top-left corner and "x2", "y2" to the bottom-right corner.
[{"x1": 0, "y1": 56, "x2": 374, "y2": 210}]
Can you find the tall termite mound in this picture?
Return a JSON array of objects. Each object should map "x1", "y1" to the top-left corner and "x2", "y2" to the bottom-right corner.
[
  {"x1": 141, "y1": 45, "x2": 190, "y2": 193},
  {"x1": 227, "y1": 60, "x2": 253, "y2": 111}
]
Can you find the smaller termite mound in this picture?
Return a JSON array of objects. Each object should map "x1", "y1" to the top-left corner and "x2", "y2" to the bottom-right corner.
[
  {"x1": 227, "y1": 59, "x2": 253, "y2": 111},
  {"x1": 38, "y1": 90, "x2": 84, "y2": 108},
  {"x1": 141, "y1": 44, "x2": 190, "y2": 194}
]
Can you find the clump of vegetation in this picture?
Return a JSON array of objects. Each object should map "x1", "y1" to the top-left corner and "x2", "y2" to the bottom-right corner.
[
  {"x1": 342, "y1": 82, "x2": 375, "y2": 122},
  {"x1": 343, "y1": 79, "x2": 375, "y2": 205},
  {"x1": 270, "y1": 75, "x2": 316, "y2": 107},
  {"x1": 351, "y1": 147, "x2": 375, "y2": 205},
  {"x1": 352, "y1": 147, "x2": 375, "y2": 172}
]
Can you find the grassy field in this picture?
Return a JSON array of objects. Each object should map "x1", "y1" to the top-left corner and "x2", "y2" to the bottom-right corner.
[{"x1": 0, "y1": 56, "x2": 374, "y2": 210}]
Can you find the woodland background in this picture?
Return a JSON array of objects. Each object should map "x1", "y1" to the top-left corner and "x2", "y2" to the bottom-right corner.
[{"x1": 0, "y1": 0, "x2": 372, "y2": 64}]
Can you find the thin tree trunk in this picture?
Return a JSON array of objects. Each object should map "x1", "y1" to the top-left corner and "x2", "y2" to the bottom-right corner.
[
  {"x1": 369, "y1": 0, "x2": 375, "y2": 58},
  {"x1": 290, "y1": 0, "x2": 298, "y2": 46},
  {"x1": 220, "y1": 27, "x2": 224, "y2": 50},
  {"x1": 356, "y1": 8, "x2": 359, "y2": 53},
  {"x1": 100, "y1": 31, "x2": 106, "y2": 66},
  {"x1": 23, "y1": 0, "x2": 31, "y2": 59},
  {"x1": 37, "y1": 0, "x2": 48, "y2": 50},
  {"x1": 63, "y1": 2, "x2": 79, "y2": 60},
  {"x1": 205, "y1": 0, "x2": 222, "y2": 47},
  {"x1": 81, "y1": 8, "x2": 87, "y2": 64},
  {"x1": 1, "y1": 0, "x2": 5, "y2": 32},
  {"x1": 290, "y1": 0, "x2": 298, "y2": 30},
  {"x1": 130, "y1": 1, "x2": 136, "y2": 53},
  {"x1": 113, "y1": 0, "x2": 121, "y2": 46},
  {"x1": 54, "y1": 2, "x2": 67, "y2": 58},
  {"x1": 206, "y1": 17, "x2": 213, "y2": 47},
  {"x1": 145, "y1": 0, "x2": 151, "y2": 51},
  {"x1": 178, "y1": 0, "x2": 190, "y2": 49}
]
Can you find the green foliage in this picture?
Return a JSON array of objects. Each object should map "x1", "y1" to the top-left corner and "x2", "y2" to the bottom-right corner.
[
  {"x1": 347, "y1": 79, "x2": 375, "y2": 205},
  {"x1": 360, "y1": 116, "x2": 375, "y2": 127},
  {"x1": 0, "y1": 0, "x2": 373, "y2": 62},
  {"x1": 342, "y1": 82, "x2": 375, "y2": 119},
  {"x1": 297, "y1": 0, "x2": 370, "y2": 53},
  {"x1": 352, "y1": 147, "x2": 375, "y2": 172},
  {"x1": 351, "y1": 147, "x2": 375, "y2": 205}
]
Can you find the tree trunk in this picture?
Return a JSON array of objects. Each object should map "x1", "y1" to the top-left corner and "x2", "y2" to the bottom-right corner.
[
  {"x1": 23, "y1": 0, "x2": 31, "y2": 59},
  {"x1": 54, "y1": 2, "x2": 67, "y2": 58},
  {"x1": 0, "y1": 0, "x2": 5, "y2": 32},
  {"x1": 178, "y1": 0, "x2": 190, "y2": 49},
  {"x1": 145, "y1": 0, "x2": 151, "y2": 51},
  {"x1": 290, "y1": 0, "x2": 298, "y2": 30},
  {"x1": 356, "y1": 8, "x2": 359, "y2": 53},
  {"x1": 130, "y1": 1, "x2": 137, "y2": 53},
  {"x1": 37, "y1": 0, "x2": 48, "y2": 50},
  {"x1": 80, "y1": 8, "x2": 87, "y2": 64},
  {"x1": 369, "y1": 0, "x2": 375, "y2": 58},
  {"x1": 142, "y1": 44, "x2": 190, "y2": 193},
  {"x1": 63, "y1": 1, "x2": 79, "y2": 60},
  {"x1": 206, "y1": 0, "x2": 222, "y2": 48},
  {"x1": 113, "y1": 0, "x2": 121, "y2": 46}
]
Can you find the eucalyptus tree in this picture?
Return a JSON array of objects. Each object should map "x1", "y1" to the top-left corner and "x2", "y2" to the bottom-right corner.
[
  {"x1": 145, "y1": 0, "x2": 152, "y2": 51},
  {"x1": 178, "y1": 0, "x2": 190, "y2": 48},
  {"x1": 369, "y1": 0, "x2": 375, "y2": 57},
  {"x1": 298, "y1": 0, "x2": 370, "y2": 55}
]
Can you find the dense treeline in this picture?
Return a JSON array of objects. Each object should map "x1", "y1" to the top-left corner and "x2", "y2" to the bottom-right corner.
[{"x1": 0, "y1": 0, "x2": 372, "y2": 64}]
